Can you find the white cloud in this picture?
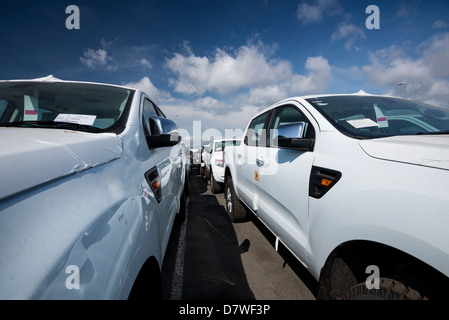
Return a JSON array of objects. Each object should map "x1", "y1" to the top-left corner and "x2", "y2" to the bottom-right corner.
[
  {"x1": 192, "y1": 96, "x2": 227, "y2": 111},
  {"x1": 166, "y1": 41, "x2": 292, "y2": 95},
  {"x1": 165, "y1": 36, "x2": 334, "y2": 108},
  {"x1": 165, "y1": 40, "x2": 334, "y2": 108},
  {"x1": 296, "y1": 0, "x2": 342, "y2": 25},
  {"x1": 80, "y1": 48, "x2": 111, "y2": 69},
  {"x1": 246, "y1": 56, "x2": 332, "y2": 106},
  {"x1": 80, "y1": 40, "x2": 156, "y2": 72},
  {"x1": 433, "y1": 20, "x2": 449, "y2": 29},
  {"x1": 362, "y1": 32, "x2": 449, "y2": 107},
  {"x1": 346, "y1": 66, "x2": 364, "y2": 80},
  {"x1": 289, "y1": 56, "x2": 332, "y2": 95},
  {"x1": 166, "y1": 52, "x2": 211, "y2": 95},
  {"x1": 124, "y1": 77, "x2": 162, "y2": 102},
  {"x1": 332, "y1": 23, "x2": 366, "y2": 50},
  {"x1": 248, "y1": 85, "x2": 288, "y2": 106},
  {"x1": 420, "y1": 33, "x2": 449, "y2": 78},
  {"x1": 140, "y1": 58, "x2": 152, "y2": 69}
]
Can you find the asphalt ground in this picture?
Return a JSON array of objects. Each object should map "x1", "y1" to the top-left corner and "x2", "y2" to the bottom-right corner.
[{"x1": 162, "y1": 167, "x2": 317, "y2": 301}]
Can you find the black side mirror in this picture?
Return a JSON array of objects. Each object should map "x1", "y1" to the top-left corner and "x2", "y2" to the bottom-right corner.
[
  {"x1": 272, "y1": 122, "x2": 314, "y2": 151},
  {"x1": 146, "y1": 116, "x2": 181, "y2": 148}
]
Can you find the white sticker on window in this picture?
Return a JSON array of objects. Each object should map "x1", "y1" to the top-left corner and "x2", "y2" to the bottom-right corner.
[
  {"x1": 347, "y1": 118, "x2": 379, "y2": 129},
  {"x1": 54, "y1": 114, "x2": 97, "y2": 126}
]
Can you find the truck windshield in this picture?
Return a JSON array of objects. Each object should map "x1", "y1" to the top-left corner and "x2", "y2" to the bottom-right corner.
[
  {"x1": 307, "y1": 95, "x2": 449, "y2": 139},
  {"x1": 0, "y1": 81, "x2": 134, "y2": 133}
]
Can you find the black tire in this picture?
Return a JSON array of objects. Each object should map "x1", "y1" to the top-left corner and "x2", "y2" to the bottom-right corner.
[
  {"x1": 204, "y1": 167, "x2": 210, "y2": 180},
  {"x1": 210, "y1": 172, "x2": 222, "y2": 194},
  {"x1": 225, "y1": 177, "x2": 247, "y2": 222},
  {"x1": 342, "y1": 278, "x2": 427, "y2": 300},
  {"x1": 200, "y1": 165, "x2": 205, "y2": 177}
]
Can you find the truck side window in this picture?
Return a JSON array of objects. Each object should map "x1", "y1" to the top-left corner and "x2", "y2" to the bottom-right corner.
[
  {"x1": 245, "y1": 111, "x2": 269, "y2": 147},
  {"x1": 0, "y1": 100, "x2": 7, "y2": 119},
  {"x1": 143, "y1": 98, "x2": 158, "y2": 134},
  {"x1": 268, "y1": 105, "x2": 315, "y2": 147}
]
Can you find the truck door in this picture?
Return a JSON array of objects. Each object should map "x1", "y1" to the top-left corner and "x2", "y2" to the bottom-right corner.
[
  {"x1": 142, "y1": 97, "x2": 179, "y2": 249},
  {"x1": 235, "y1": 111, "x2": 271, "y2": 213},
  {"x1": 254, "y1": 103, "x2": 316, "y2": 265}
]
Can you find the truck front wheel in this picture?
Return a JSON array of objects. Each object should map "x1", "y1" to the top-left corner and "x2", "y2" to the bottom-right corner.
[
  {"x1": 342, "y1": 278, "x2": 427, "y2": 300},
  {"x1": 225, "y1": 177, "x2": 247, "y2": 222}
]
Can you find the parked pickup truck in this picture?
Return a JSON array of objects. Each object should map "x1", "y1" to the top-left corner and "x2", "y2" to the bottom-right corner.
[
  {"x1": 205, "y1": 138, "x2": 241, "y2": 194},
  {"x1": 0, "y1": 76, "x2": 190, "y2": 300},
  {"x1": 224, "y1": 92, "x2": 449, "y2": 300}
]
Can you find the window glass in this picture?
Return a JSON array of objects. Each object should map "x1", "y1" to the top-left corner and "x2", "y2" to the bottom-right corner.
[
  {"x1": 156, "y1": 106, "x2": 166, "y2": 118},
  {"x1": 268, "y1": 105, "x2": 313, "y2": 147},
  {"x1": 307, "y1": 96, "x2": 449, "y2": 139},
  {"x1": 245, "y1": 111, "x2": 269, "y2": 146},
  {"x1": 143, "y1": 99, "x2": 158, "y2": 133},
  {"x1": 215, "y1": 139, "x2": 241, "y2": 151},
  {"x1": 0, "y1": 100, "x2": 7, "y2": 118},
  {"x1": 0, "y1": 82, "x2": 133, "y2": 133}
]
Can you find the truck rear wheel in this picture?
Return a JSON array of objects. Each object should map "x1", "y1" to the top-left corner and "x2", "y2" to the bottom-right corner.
[{"x1": 225, "y1": 177, "x2": 247, "y2": 222}]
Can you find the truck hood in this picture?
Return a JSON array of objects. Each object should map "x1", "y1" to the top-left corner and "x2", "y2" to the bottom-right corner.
[
  {"x1": 359, "y1": 135, "x2": 449, "y2": 171},
  {"x1": 0, "y1": 128, "x2": 123, "y2": 200}
]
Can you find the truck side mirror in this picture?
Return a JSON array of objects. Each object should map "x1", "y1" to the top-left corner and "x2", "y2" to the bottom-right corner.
[
  {"x1": 146, "y1": 116, "x2": 181, "y2": 148},
  {"x1": 272, "y1": 122, "x2": 314, "y2": 151}
]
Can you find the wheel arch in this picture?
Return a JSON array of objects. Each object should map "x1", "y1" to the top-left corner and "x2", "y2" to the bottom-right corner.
[
  {"x1": 224, "y1": 166, "x2": 237, "y2": 193},
  {"x1": 224, "y1": 166, "x2": 231, "y2": 181},
  {"x1": 317, "y1": 239, "x2": 449, "y2": 300},
  {"x1": 128, "y1": 255, "x2": 162, "y2": 300}
]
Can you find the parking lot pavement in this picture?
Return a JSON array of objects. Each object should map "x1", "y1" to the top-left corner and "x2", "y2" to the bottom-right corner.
[{"x1": 162, "y1": 168, "x2": 317, "y2": 300}]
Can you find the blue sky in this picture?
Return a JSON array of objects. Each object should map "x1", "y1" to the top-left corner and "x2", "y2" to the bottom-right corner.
[{"x1": 1, "y1": 0, "x2": 449, "y2": 146}]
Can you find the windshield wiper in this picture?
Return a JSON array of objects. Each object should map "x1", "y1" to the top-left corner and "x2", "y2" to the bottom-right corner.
[
  {"x1": 416, "y1": 130, "x2": 449, "y2": 135},
  {"x1": 0, "y1": 121, "x2": 103, "y2": 133}
]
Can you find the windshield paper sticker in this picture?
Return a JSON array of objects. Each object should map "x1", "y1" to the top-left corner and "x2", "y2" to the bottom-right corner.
[
  {"x1": 55, "y1": 114, "x2": 97, "y2": 126},
  {"x1": 24, "y1": 94, "x2": 39, "y2": 121},
  {"x1": 347, "y1": 118, "x2": 379, "y2": 129}
]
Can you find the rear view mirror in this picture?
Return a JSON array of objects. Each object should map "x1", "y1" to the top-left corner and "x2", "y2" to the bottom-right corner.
[
  {"x1": 272, "y1": 122, "x2": 314, "y2": 151},
  {"x1": 273, "y1": 122, "x2": 305, "y2": 140},
  {"x1": 149, "y1": 116, "x2": 177, "y2": 136},
  {"x1": 146, "y1": 116, "x2": 181, "y2": 148}
]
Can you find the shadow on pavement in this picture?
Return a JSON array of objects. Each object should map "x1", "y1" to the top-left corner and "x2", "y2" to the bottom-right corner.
[
  {"x1": 163, "y1": 167, "x2": 255, "y2": 300},
  {"x1": 246, "y1": 215, "x2": 319, "y2": 298},
  {"x1": 183, "y1": 170, "x2": 255, "y2": 300}
]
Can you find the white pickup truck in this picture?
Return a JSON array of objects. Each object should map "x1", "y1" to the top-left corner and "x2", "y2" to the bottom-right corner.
[
  {"x1": 205, "y1": 138, "x2": 241, "y2": 194},
  {"x1": 0, "y1": 77, "x2": 190, "y2": 300},
  {"x1": 224, "y1": 92, "x2": 449, "y2": 300}
]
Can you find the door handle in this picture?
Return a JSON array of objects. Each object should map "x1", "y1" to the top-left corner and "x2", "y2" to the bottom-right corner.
[{"x1": 256, "y1": 159, "x2": 264, "y2": 167}]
